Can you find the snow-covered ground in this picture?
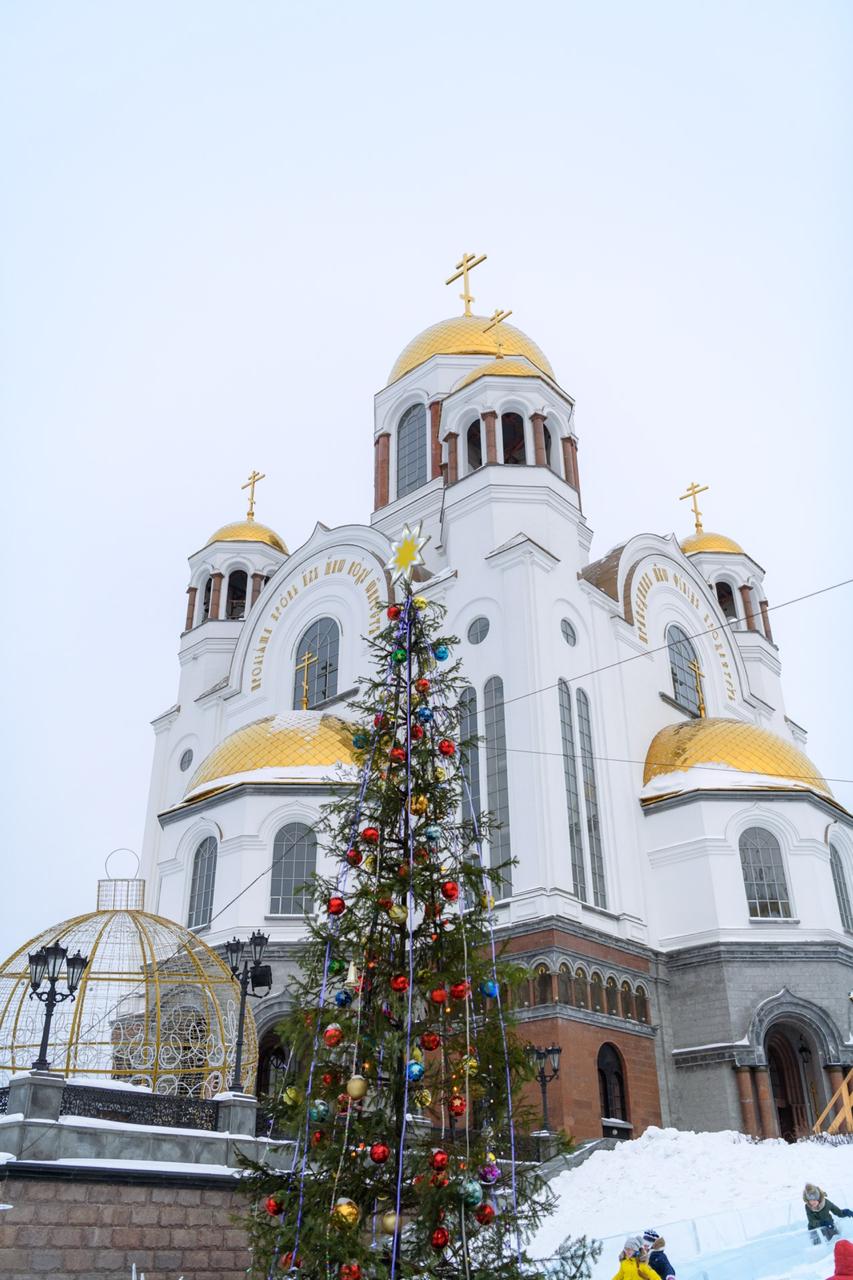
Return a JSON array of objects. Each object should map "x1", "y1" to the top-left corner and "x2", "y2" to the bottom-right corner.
[{"x1": 531, "y1": 1127, "x2": 853, "y2": 1280}]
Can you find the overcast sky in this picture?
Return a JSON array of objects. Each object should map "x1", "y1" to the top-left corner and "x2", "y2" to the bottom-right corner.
[{"x1": 1, "y1": 1, "x2": 851, "y2": 951}]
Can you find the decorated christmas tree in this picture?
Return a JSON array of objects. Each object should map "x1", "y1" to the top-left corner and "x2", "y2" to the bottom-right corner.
[{"x1": 244, "y1": 527, "x2": 599, "y2": 1280}]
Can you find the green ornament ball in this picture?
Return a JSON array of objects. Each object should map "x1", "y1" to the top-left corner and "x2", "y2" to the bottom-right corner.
[
  {"x1": 392, "y1": 648, "x2": 407, "y2": 664},
  {"x1": 328, "y1": 958, "x2": 345, "y2": 976},
  {"x1": 460, "y1": 1177, "x2": 484, "y2": 1208}
]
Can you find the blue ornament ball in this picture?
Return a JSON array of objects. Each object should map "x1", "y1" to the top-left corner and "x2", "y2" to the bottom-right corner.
[
  {"x1": 433, "y1": 644, "x2": 450, "y2": 661},
  {"x1": 424, "y1": 824, "x2": 441, "y2": 843},
  {"x1": 416, "y1": 706, "x2": 433, "y2": 724},
  {"x1": 309, "y1": 1099, "x2": 331, "y2": 1123},
  {"x1": 335, "y1": 990, "x2": 353, "y2": 1008},
  {"x1": 406, "y1": 1061, "x2": 425, "y2": 1082},
  {"x1": 460, "y1": 1177, "x2": 484, "y2": 1208},
  {"x1": 479, "y1": 979, "x2": 499, "y2": 999},
  {"x1": 352, "y1": 733, "x2": 368, "y2": 749}
]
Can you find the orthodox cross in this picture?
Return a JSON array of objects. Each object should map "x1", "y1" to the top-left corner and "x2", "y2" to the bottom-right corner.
[
  {"x1": 241, "y1": 469, "x2": 266, "y2": 521},
  {"x1": 687, "y1": 657, "x2": 706, "y2": 718},
  {"x1": 295, "y1": 649, "x2": 318, "y2": 711},
  {"x1": 445, "y1": 252, "x2": 487, "y2": 317},
  {"x1": 679, "y1": 480, "x2": 709, "y2": 534},
  {"x1": 483, "y1": 307, "x2": 513, "y2": 358}
]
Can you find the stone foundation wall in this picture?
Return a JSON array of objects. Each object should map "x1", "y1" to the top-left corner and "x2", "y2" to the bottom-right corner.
[{"x1": 0, "y1": 1170, "x2": 252, "y2": 1280}]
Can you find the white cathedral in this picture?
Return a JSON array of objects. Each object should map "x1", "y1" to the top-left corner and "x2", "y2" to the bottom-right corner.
[{"x1": 141, "y1": 262, "x2": 853, "y2": 1144}]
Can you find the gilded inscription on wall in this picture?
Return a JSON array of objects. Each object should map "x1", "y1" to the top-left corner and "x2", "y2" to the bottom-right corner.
[{"x1": 633, "y1": 563, "x2": 736, "y2": 702}]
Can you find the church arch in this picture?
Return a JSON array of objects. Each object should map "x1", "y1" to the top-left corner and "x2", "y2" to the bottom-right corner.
[
  {"x1": 597, "y1": 1043, "x2": 629, "y2": 1123},
  {"x1": 225, "y1": 569, "x2": 248, "y2": 620},
  {"x1": 500, "y1": 412, "x2": 526, "y2": 465},
  {"x1": 292, "y1": 616, "x2": 340, "y2": 709},
  {"x1": 748, "y1": 989, "x2": 843, "y2": 1064},
  {"x1": 574, "y1": 967, "x2": 590, "y2": 1009},
  {"x1": 466, "y1": 418, "x2": 483, "y2": 473},
  {"x1": 715, "y1": 579, "x2": 739, "y2": 623},
  {"x1": 199, "y1": 576, "x2": 213, "y2": 624},
  {"x1": 396, "y1": 401, "x2": 428, "y2": 498}
]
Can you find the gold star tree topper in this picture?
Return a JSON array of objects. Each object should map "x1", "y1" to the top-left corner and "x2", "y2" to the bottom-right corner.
[{"x1": 386, "y1": 522, "x2": 430, "y2": 585}]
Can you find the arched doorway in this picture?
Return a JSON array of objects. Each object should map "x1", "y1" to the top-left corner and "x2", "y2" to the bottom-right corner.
[{"x1": 765, "y1": 1023, "x2": 821, "y2": 1140}]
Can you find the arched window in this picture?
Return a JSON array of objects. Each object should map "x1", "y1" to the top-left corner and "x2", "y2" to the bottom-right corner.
[
  {"x1": 293, "y1": 617, "x2": 340, "y2": 709},
  {"x1": 597, "y1": 1044, "x2": 628, "y2": 1121},
  {"x1": 716, "y1": 581, "x2": 738, "y2": 622},
  {"x1": 225, "y1": 570, "x2": 248, "y2": 620},
  {"x1": 620, "y1": 981, "x2": 635, "y2": 1020},
  {"x1": 187, "y1": 836, "x2": 217, "y2": 931},
  {"x1": 574, "y1": 967, "x2": 589, "y2": 1009},
  {"x1": 200, "y1": 577, "x2": 212, "y2": 623},
  {"x1": 558, "y1": 680, "x2": 586, "y2": 901},
  {"x1": 667, "y1": 624, "x2": 704, "y2": 716},
  {"x1": 577, "y1": 690, "x2": 607, "y2": 908},
  {"x1": 459, "y1": 686, "x2": 482, "y2": 829},
  {"x1": 739, "y1": 826, "x2": 791, "y2": 919},
  {"x1": 634, "y1": 986, "x2": 649, "y2": 1024},
  {"x1": 270, "y1": 823, "x2": 316, "y2": 915},
  {"x1": 534, "y1": 965, "x2": 552, "y2": 1006},
  {"x1": 558, "y1": 964, "x2": 573, "y2": 1005},
  {"x1": 543, "y1": 424, "x2": 553, "y2": 469},
  {"x1": 590, "y1": 971, "x2": 604, "y2": 1013},
  {"x1": 605, "y1": 977, "x2": 619, "y2": 1016},
  {"x1": 830, "y1": 844, "x2": 853, "y2": 932},
  {"x1": 467, "y1": 419, "x2": 483, "y2": 472},
  {"x1": 501, "y1": 412, "x2": 526, "y2": 465},
  {"x1": 483, "y1": 676, "x2": 512, "y2": 897},
  {"x1": 396, "y1": 403, "x2": 427, "y2": 498}
]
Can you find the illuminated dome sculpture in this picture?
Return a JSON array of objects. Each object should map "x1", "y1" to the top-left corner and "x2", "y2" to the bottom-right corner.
[{"x1": 0, "y1": 877, "x2": 256, "y2": 1096}]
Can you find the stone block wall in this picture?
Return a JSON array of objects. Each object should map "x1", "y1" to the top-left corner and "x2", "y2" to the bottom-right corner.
[{"x1": 0, "y1": 1171, "x2": 252, "y2": 1280}]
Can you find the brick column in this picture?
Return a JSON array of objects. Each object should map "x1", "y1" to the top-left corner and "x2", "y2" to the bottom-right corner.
[
  {"x1": 754, "y1": 1066, "x2": 778, "y2": 1137},
  {"x1": 734, "y1": 1066, "x2": 759, "y2": 1136},
  {"x1": 740, "y1": 585, "x2": 758, "y2": 631},
  {"x1": 531, "y1": 412, "x2": 547, "y2": 466},
  {"x1": 251, "y1": 573, "x2": 265, "y2": 607},
  {"x1": 429, "y1": 400, "x2": 443, "y2": 480},
  {"x1": 209, "y1": 572, "x2": 224, "y2": 622},
  {"x1": 759, "y1": 599, "x2": 774, "y2": 642},
  {"x1": 482, "y1": 410, "x2": 498, "y2": 464},
  {"x1": 374, "y1": 432, "x2": 390, "y2": 509},
  {"x1": 562, "y1": 435, "x2": 581, "y2": 500},
  {"x1": 446, "y1": 432, "x2": 459, "y2": 484},
  {"x1": 184, "y1": 586, "x2": 197, "y2": 632},
  {"x1": 827, "y1": 1066, "x2": 846, "y2": 1095}
]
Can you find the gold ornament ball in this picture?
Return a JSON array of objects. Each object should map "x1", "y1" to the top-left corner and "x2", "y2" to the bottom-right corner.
[
  {"x1": 380, "y1": 1210, "x2": 399, "y2": 1234},
  {"x1": 410, "y1": 795, "x2": 429, "y2": 815},
  {"x1": 414, "y1": 1087, "x2": 433, "y2": 1107},
  {"x1": 413, "y1": 596, "x2": 428, "y2": 610},
  {"x1": 333, "y1": 1198, "x2": 360, "y2": 1227},
  {"x1": 282, "y1": 1085, "x2": 302, "y2": 1106},
  {"x1": 389, "y1": 904, "x2": 408, "y2": 925},
  {"x1": 435, "y1": 767, "x2": 446, "y2": 782},
  {"x1": 363, "y1": 855, "x2": 377, "y2": 874},
  {"x1": 462, "y1": 1056, "x2": 478, "y2": 1076},
  {"x1": 346, "y1": 1074, "x2": 369, "y2": 1100}
]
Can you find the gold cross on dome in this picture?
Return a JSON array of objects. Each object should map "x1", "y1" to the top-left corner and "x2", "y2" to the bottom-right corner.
[
  {"x1": 484, "y1": 307, "x2": 513, "y2": 358},
  {"x1": 295, "y1": 649, "x2": 318, "y2": 711},
  {"x1": 679, "y1": 480, "x2": 709, "y2": 534},
  {"x1": 241, "y1": 469, "x2": 266, "y2": 521},
  {"x1": 445, "y1": 252, "x2": 487, "y2": 317}
]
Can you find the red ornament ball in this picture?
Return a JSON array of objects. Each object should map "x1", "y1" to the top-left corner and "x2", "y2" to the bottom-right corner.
[
  {"x1": 431, "y1": 1227, "x2": 450, "y2": 1250},
  {"x1": 369, "y1": 1140, "x2": 391, "y2": 1164},
  {"x1": 430, "y1": 1149, "x2": 449, "y2": 1171},
  {"x1": 449, "y1": 980, "x2": 470, "y2": 1001},
  {"x1": 311, "y1": 1129, "x2": 325, "y2": 1147},
  {"x1": 390, "y1": 974, "x2": 409, "y2": 993},
  {"x1": 430, "y1": 1172, "x2": 449, "y2": 1188},
  {"x1": 414, "y1": 846, "x2": 429, "y2": 864},
  {"x1": 337, "y1": 1092, "x2": 351, "y2": 1112},
  {"x1": 448, "y1": 1095, "x2": 467, "y2": 1117},
  {"x1": 340, "y1": 1266, "x2": 362, "y2": 1280},
  {"x1": 420, "y1": 1031, "x2": 441, "y2": 1051},
  {"x1": 438, "y1": 739, "x2": 456, "y2": 757},
  {"x1": 387, "y1": 605, "x2": 401, "y2": 620},
  {"x1": 389, "y1": 746, "x2": 406, "y2": 764},
  {"x1": 345, "y1": 848, "x2": 362, "y2": 866},
  {"x1": 362, "y1": 826, "x2": 380, "y2": 844},
  {"x1": 373, "y1": 713, "x2": 385, "y2": 727},
  {"x1": 328, "y1": 896, "x2": 346, "y2": 916},
  {"x1": 323, "y1": 1024, "x2": 344, "y2": 1048},
  {"x1": 410, "y1": 724, "x2": 425, "y2": 741},
  {"x1": 265, "y1": 1196, "x2": 283, "y2": 1216},
  {"x1": 415, "y1": 678, "x2": 430, "y2": 694},
  {"x1": 280, "y1": 1252, "x2": 301, "y2": 1269},
  {"x1": 321, "y1": 1071, "x2": 335, "y2": 1088},
  {"x1": 429, "y1": 987, "x2": 447, "y2": 1005},
  {"x1": 440, "y1": 880, "x2": 460, "y2": 902},
  {"x1": 475, "y1": 1203, "x2": 496, "y2": 1225}
]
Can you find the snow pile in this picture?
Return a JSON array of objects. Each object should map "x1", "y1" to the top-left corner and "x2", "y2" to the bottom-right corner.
[{"x1": 531, "y1": 1127, "x2": 853, "y2": 1278}]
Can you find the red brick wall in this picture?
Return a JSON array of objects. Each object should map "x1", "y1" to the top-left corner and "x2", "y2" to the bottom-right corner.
[
  {"x1": 502, "y1": 926, "x2": 651, "y2": 975},
  {"x1": 0, "y1": 1175, "x2": 250, "y2": 1280}
]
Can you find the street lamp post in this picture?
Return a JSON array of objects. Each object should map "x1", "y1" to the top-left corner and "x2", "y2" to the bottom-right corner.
[
  {"x1": 525, "y1": 1042, "x2": 563, "y2": 1132},
  {"x1": 28, "y1": 943, "x2": 89, "y2": 1071},
  {"x1": 225, "y1": 931, "x2": 272, "y2": 1093}
]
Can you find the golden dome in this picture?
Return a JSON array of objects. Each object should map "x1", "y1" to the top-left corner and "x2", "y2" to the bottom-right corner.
[
  {"x1": 0, "y1": 879, "x2": 256, "y2": 1095},
  {"x1": 387, "y1": 314, "x2": 554, "y2": 385},
  {"x1": 681, "y1": 531, "x2": 744, "y2": 556},
  {"x1": 207, "y1": 519, "x2": 287, "y2": 554},
  {"x1": 643, "y1": 717, "x2": 833, "y2": 802},
  {"x1": 452, "y1": 358, "x2": 549, "y2": 392},
  {"x1": 185, "y1": 710, "x2": 356, "y2": 802}
]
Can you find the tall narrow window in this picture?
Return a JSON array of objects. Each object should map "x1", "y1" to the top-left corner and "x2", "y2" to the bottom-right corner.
[
  {"x1": 558, "y1": 680, "x2": 587, "y2": 901},
  {"x1": 293, "y1": 617, "x2": 340, "y2": 709},
  {"x1": 200, "y1": 577, "x2": 212, "y2": 623},
  {"x1": 830, "y1": 844, "x2": 853, "y2": 932},
  {"x1": 484, "y1": 676, "x2": 512, "y2": 896},
  {"x1": 187, "y1": 836, "x2": 217, "y2": 930},
  {"x1": 501, "y1": 413, "x2": 526, "y2": 465},
  {"x1": 225, "y1": 570, "x2": 248, "y2": 620},
  {"x1": 270, "y1": 823, "x2": 316, "y2": 915},
  {"x1": 620, "y1": 982, "x2": 635, "y2": 1020},
  {"x1": 459, "y1": 686, "x2": 482, "y2": 829},
  {"x1": 577, "y1": 690, "x2": 607, "y2": 908},
  {"x1": 396, "y1": 403, "x2": 427, "y2": 498},
  {"x1": 466, "y1": 419, "x2": 483, "y2": 472},
  {"x1": 597, "y1": 1044, "x2": 628, "y2": 1121},
  {"x1": 590, "y1": 971, "x2": 605, "y2": 1013},
  {"x1": 716, "y1": 581, "x2": 738, "y2": 622},
  {"x1": 574, "y1": 968, "x2": 589, "y2": 1009},
  {"x1": 667, "y1": 624, "x2": 704, "y2": 716},
  {"x1": 534, "y1": 965, "x2": 552, "y2": 1006},
  {"x1": 634, "y1": 986, "x2": 649, "y2": 1024},
  {"x1": 739, "y1": 827, "x2": 791, "y2": 919},
  {"x1": 605, "y1": 977, "x2": 619, "y2": 1016},
  {"x1": 558, "y1": 964, "x2": 573, "y2": 1005},
  {"x1": 543, "y1": 424, "x2": 553, "y2": 469}
]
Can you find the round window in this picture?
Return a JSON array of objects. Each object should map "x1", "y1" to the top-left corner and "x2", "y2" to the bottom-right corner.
[
  {"x1": 179, "y1": 749, "x2": 194, "y2": 773},
  {"x1": 467, "y1": 616, "x2": 490, "y2": 644},
  {"x1": 561, "y1": 619, "x2": 577, "y2": 647}
]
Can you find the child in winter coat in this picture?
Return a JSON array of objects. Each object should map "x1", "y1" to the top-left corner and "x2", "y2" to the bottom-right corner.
[
  {"x1": 612, "y1": 1235, "x2": 660, "y2": 1280},
  {"x1": 804, "y1": 1183, "x2": 853, "y2": 1245},
  {"x1": 826, "y1": 1238, "x2": 853, "y2": 1279},
  {"x1": 641, "y1": 1228, "x2": 676, "y2": 1279}
]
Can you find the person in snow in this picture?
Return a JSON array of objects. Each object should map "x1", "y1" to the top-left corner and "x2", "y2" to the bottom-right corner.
[
  {"x1": 641, "y1": 1228, "x2": 676, "y2": 1279},
  {"x1": 804, "y1": 1183, "x2": 853, "y2": 1245},
  {"x1": 612, "y1": 1235, "x2": 660, "y2": 1279},
  {"x1": 826, "y1": 1238, "x2": 853, "y2": 1280}
]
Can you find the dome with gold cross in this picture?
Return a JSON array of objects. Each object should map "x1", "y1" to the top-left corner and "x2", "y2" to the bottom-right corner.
[
  {"x1": 206, "y1": 469, "x2": 288, "y2": 554},
  {"x1": 677, "y1": 481, "x2": 746, "y2": 558},
  {"x1": 388, "y1": 314, "x2": 554, "y2": 386}
]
